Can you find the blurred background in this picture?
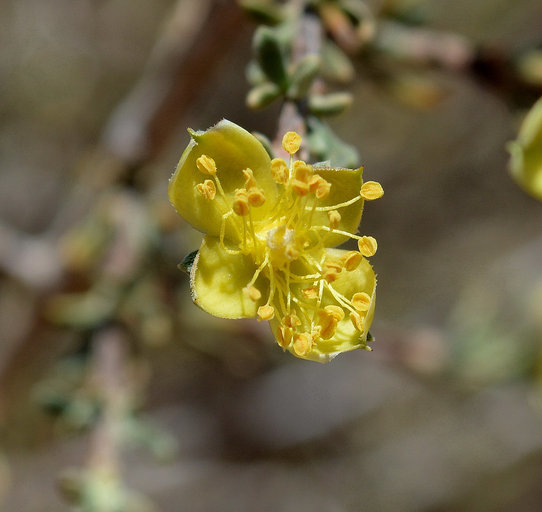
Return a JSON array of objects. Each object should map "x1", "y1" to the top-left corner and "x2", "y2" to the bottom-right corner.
[{"x1": 1, "y1": 0, "x2": 542, "y2": 510}]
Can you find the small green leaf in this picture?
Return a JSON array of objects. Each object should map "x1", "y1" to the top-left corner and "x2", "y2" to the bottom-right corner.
[
  {"x1": 321, "y1": 40, "x2": 355, "y2": 83},
  {"x1": 308, "y1": 92, "x2": 353, "y2": 116},
  {"x1": 287, "y1": 54, "x2": 321, "y2": 100},
  {"x1": 306, "y1": 116, "x2": 360, "y2": 168},
  {"x1": 246, "y1": 82, "x2": 282, "y2": 109},
  {"x1": 253, "y1": 26, "x2": 288, "y2": 89},
  {"x1": 178, "y1": 250, "x2": 198, "y2": 275}
]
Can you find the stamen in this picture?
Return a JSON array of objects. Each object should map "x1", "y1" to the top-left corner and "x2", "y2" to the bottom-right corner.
[
  {"x1": 257, "y1": 304, "x2": 275, "y2": 321},
  {"x1": 328, "y1": 210, "x2": 341, "y2": 230},
  {"x1": 360, "y1": 181, "x2": 384, "y2": 200},
  {"x1": 233, "y1": 189, "x2": 250, "y2": 216},
  {"x1": 293, "y1": 332, "x2": 312, "y2": 356},
  {"x1": 343, "y1": 251, "x2": 362, "y2": 271},
  {"x1": 352, "y1": 292, "x2": 371, "y2": 312},
  {"x1": 270, "y1": 158, "x2": 288, "y2": 184},
  {"x1": 350, "y1": 311, "x2": 365, "y2": 331},
  {"x1": 317, "y1": 310, "x2": 338, "y2": 339},
  {"x1": 242, "y1": 168, "x2": 257, "y2": 189},
  {"x1": 196, "y1": 155, "x2": 217, "y2": 175},
  {"x1": 196, "y1": 180, "x2": 216, "y2": 201},
  {"x1": 302, "y1": 286, "x2": 319, "y2": 299},
  {"x1": 248, "y1": 187, "x2": 266, "y2": 207},
  {"x1": 277, "y1": 326, "x2": 293, "y2": 348},
  {"x1": 243, "y1": 285, "x2": 261, "y2": 302},
  {"x1": 324, "y1": 305, "x2": 345, "y2": 321},
  {"x1": 310, "y1": 195, "x2": 361, "y2": 212},
  {"x1": 358, "y1": 236, "x2": 377, "y2": 257},
  {"x1": 282, "y1": 131, "x2": 302, "y2": 155},
  {"x1": 283, "y1": 312, "x2": 301, "y2": 329}
]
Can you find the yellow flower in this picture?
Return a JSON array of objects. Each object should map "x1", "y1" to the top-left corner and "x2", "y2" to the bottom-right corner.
[{"x1": 169, "y1": 120, "x2": 383, "y2": 362}]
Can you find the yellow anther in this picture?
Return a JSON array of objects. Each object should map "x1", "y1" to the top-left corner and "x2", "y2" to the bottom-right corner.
[
  {"x1": 314, "y1": 178, "x2": 331, "y2": 200},
  {"x1": 291, "y1": 179, "x2": 310, "y2": 196},
  {"x1": 350, "y1": 311, "x2": 365, "y2": 331},
  {"x1": 324, "y1": 258, "x2": 343, "y2": 272},
  {"x1": 242, "y1": 168, "x2": 258, "y2": 189},
  {"x1": 285, "y1": 243, "x2": 300, "y2": 261},
  {"x1": 358, "y1": 236, "x2": 378, "y2": 257},
  {"x1": 360, "y1": 181, "x2": 384, "y2": 200},
  {"x1": 243, "y1": 285, "x2": 261, "y2": 302},
  {"x1": 257, "y1": 304, "x2": 275, "y2": 321},
  {"x1": 233, "y1": 189, "x2": 250, "y2": 216},
  {"x1": 328, "y1": 210, "x2": 341, "y2": 230},
  {"x1": 248, "y1": 187, "x2": 266, "y2": 207},
  {"x1": 293, "y1": 161, "x2": 313, "y2": 183},
  {"x1": 343, "y1": 251, "x2": 362, "y2": 271},
  {"x1": 270, "y1": 158, "x2": 289, "y2": 184},
  {"x1": 311, "y1": 325, "x2": 322, "y2": 341},
  {"x1": 282, "y1": 131, "x2": 302, "y2": 155},
  {"x1": 293, "y1": 332, "x2": 312, "y2": 356},
  {"x1": 278, "y1": 326, "x2": 293, "y2": 348},
  {"x1": 318, "y1": 310, "x2": 338, "y2": 339},
  {"x1": 196, "y1": 154, "x2": 217, "y2": 175},
  {"x1": 352, "y1": 292, "x2": 371, "y2": 312},
  {"x1": 324, "y1": 305, "x2": 345, "y2": 321},
  {"x1": 302, "y1": 286, "x2": 319, "y2": 299},
  {"x1": 323, "y1": 267, "x2": 340, "y2": 283},
  {"x1": 283, "y1": 313, "x2": 301, "y2": 328},
  {"x1": 196, "y1": 179, "x2": 216, "y2": 201}
]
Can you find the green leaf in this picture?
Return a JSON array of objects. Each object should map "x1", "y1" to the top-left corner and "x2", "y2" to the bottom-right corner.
[
  {"x1": 246, "y1": 82, "x2": 282, "y2": 109},
  {"x1": 308, "y1": 92, "x2": 353, "y2": 116},
  {"x1": 321, "y1": 40, "x2": 355, "y2": 84},
  {"x1": 287, "y1": 54, "x2": 321, "y2": 100},
  {"x1": 253, "y1": 26, "x2": 288, "y2": 89},
  {"x1": 306, "y1": 116, "x2": 360, "y2": 168}
]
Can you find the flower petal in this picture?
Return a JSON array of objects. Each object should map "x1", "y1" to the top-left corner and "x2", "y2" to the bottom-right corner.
[
  {"x1": 312, "y1": 166, "x2": 365, "y2": 247},
  {"x1": 269, "y1": 247, "x2": 376, "y2": 363},
  {"x1": 190, "y1": 235, "x2": 268, "y2": 319},
  {"x1": 169, "y1": 120, "x2": 278, "y2": 240}
]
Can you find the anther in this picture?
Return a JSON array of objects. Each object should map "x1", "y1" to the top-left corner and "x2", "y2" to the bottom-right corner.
[
  {"x1": 293, "y1": 161, "x2": 312, "y2": 182},
  {"x1": 196, "y1": 180, "x2": 216, "y2": 201},
  {"x1": 248, "y1": 187, "x2": 266, "y2": 207},
  {"x1": 196, "y1": 154, "x2": 217, "y2": 175},
  {"x1": 233, "y1": 189, "x2": 250, "y2": 216},
  {"x1": 270, "y1": 158, "x2": 288, "y2": 184},
  {"x1": 291, "y1": 179, "x2": 310, "y2": 196},
  {"x1": 242, "y1": 168, "x2": 258, "y2": 189},
  {"x1": 243, "y1": 285, "x2": 261, "y2": 302},
  {"x1": 318, "y1": 310, "x2": 338, "y2": 339},
  {"x1": 324, "y1": 305, "x2": 345, "y2": 321},
  {"x1": 282, "y1": 131, "x2": 302, "y2": 155},
  {"x1": 350, "y1": 311, "x2": 365, "y2": 331},
  {"x1": 278, "y1": 326, "x2": 293, "y2": 348},
  {"x1": 302, "y1": 286, "x2": 319, "y2": 299},
  {"x1": 257, "y1": 304, "x2": 275, "y2": 321},
  {"x1": 283, "y1": 313, "x2": 301, "y2": 328},
  {"x1": 328, "y1": 210, "x2": 341, "y2": 230},
  {"x1": 315, "y1": 178, "x2": 331, "y2": 200},
  {"x1": 343, "y1": 251, "x2": 362, "y2": 271},
  {"x1": 360, "y1": 181, "x2": 384, "y2": 200},
  {"x1": 352, "y1": 292, "x2": 371, "y2": 312},
  {"x1": 358, "y1": 236, "x2": 378, "y2": 257},
  {"x1": 293, "y1": 332, "x2": 312, "y2": 356}
]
